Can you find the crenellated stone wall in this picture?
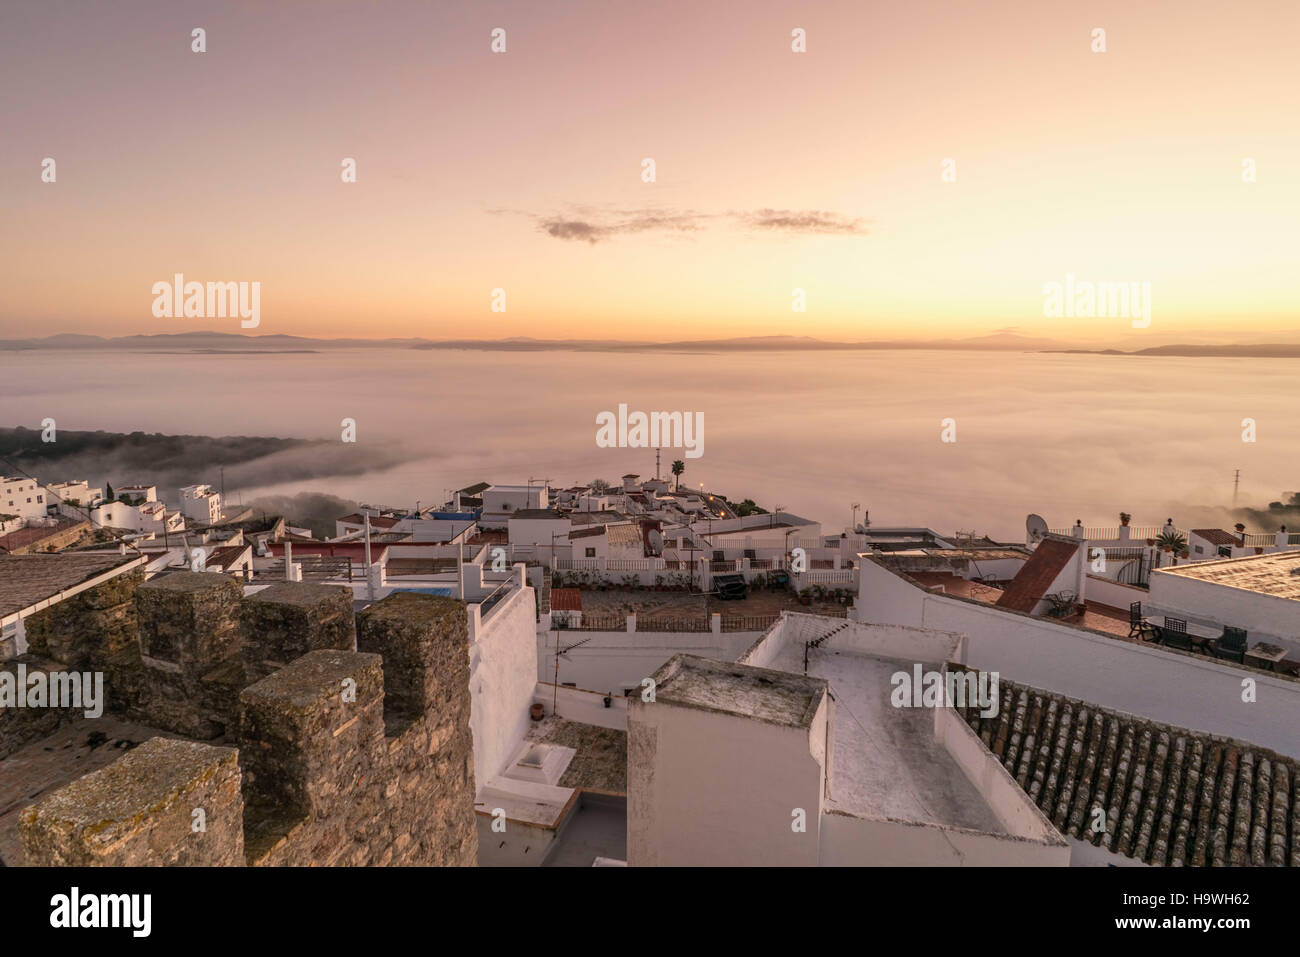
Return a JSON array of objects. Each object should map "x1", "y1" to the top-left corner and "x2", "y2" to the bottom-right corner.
[
  {"x1": 24, "y1": 567, "x2": 143, "y2": 669},
  {"x1": 10, "y1": 577, "x2": 478, "y2": 867}
]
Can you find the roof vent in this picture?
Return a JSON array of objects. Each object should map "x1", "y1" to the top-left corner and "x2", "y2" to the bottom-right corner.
[{"x1": 518, "y1": 746, "x2": 547, "y2": 768}]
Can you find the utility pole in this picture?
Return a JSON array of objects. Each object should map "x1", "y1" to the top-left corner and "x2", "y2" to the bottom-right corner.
[
  {"x1": 655, "y1": 448, "x2": 661, "y2": 482},
  {"x1": 1233, "y1": 469, "x2": 1240, "y2": 507},
  {"x1": 363, "y1": 513, "x2": 374, "y2": 601}
]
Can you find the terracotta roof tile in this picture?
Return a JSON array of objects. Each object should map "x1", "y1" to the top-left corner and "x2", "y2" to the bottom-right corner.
[
  {"x1": 0, "y1": 553, "x2": 141, "y2": 619},
  {"x1": 959, "y1": 675, "x2": 1300, "y2": 866},
  {"x1": 550, "y1": 588, "x2": 582, "y2": 611},
  {"x1": 995, "y1": 538, "x2": 1078, "y2": 613},
  {"x1": 1192, "y1": 528, "x2": 1239, "y2": 546}
]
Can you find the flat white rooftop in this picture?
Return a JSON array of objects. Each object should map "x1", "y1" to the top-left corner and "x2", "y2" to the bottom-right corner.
[
  {"x1": 1157, "y1": 549, "x2": 1300, "y2": 599},
  {"x1": 761, "y1": 640, "x2": 1006, "y2": 834}
]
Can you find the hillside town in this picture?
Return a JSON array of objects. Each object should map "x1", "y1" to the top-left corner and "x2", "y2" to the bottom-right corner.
[{"x1": 4, "y1": 466, "x2": 1300, "y2": 867}]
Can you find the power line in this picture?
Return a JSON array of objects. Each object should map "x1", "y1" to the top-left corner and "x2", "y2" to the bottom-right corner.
[{"x1": 0, "y1": 454, "x2": 149, "y2": 557}]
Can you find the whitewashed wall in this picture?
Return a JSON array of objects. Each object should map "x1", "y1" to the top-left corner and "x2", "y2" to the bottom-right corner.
[
  {"x1": 468, "y1": 575, "x2": 540, "y2": 788},
  {"x1": 855, "y1": 560, "x2": 1300, "y2": 758}
]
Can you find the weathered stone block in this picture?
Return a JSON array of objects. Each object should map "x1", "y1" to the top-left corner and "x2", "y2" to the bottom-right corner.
[
  {"x1": 356, "y1": 592, "x2": 467, "y2": 722},
  {"x1": 24, "y1": 569, "x2": 143, "y2": 668},
  {"x1": 19, "y1": 736, "x2": 244, "y2": 866},
  {"x1": 240, "y1": 582, "x2": 355, "y2": 682},
  {"x1": 136, "y1": 571, "x2": 242, "y2": 673},
  {"x1": 238, "y1": 649, "x2": 384, "y2": 820}
]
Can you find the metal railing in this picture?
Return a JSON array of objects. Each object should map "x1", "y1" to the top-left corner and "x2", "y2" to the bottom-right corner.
[{"x1": 476, "y1": 578, "x2": 516, "y2": 618}]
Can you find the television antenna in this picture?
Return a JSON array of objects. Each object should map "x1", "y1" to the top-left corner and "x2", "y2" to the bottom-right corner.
[{"x1": 552, "y1": 635, "x2": 594, "y2": 716}]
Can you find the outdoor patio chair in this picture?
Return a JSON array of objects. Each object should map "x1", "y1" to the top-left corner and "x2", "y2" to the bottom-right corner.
[
  {"x1": 1128, "y1": 601, "x2": 1157, "y2": 641},
  {"x1": 1220, "y1": 626, "x2": 1248, "y2": 651},
  {"x1": 1209, "y1": 639, "x2": 1245, "y2": 664},
  {"x1": 1159, "y1": 618, "x2": 1193, "y2": 651}
]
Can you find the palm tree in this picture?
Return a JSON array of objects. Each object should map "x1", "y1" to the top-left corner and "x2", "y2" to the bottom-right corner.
[
  {"x1": 671, "y1": 460, "x2": 685, "y2": 490},
  {"x1": 1155, "y1": 529, "x2": 1187, "y2": 564}
]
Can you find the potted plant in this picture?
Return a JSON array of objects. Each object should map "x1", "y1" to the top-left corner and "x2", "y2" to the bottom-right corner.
[
  {"x1": 1119, "y1": 512, "x2": 1132, "y2": 527},
  {"x1": 798, "y1": 587, "x2": 813, "y2": 606},
  {"x1": 530, "y1": 702, "x2": 545, "y2": 721}
]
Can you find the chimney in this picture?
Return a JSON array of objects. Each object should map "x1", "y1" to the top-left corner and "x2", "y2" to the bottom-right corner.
[{"x1": 1277, "y1": 525, "x2": 1289, "y2": 549}]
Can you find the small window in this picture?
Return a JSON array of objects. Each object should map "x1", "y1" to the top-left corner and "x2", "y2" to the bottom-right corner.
[{"x1": 585, "y1": 547, "x2": 596, "y2": 558}]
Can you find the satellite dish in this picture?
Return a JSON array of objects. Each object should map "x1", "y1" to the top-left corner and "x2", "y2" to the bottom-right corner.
[
  {"x1": 1026, "y1": 514, "x2": 1049, "y2": 543},
  {"x1": 646, "y1": 528, "x2": 664, "y2": 555}
]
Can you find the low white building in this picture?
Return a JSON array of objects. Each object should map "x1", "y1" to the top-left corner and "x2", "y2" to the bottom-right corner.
[
  {"x1": 507, "y1": 509, "x2": 570, "y2": 555},
  {"x1": 626, "y1": 617, "x2": 1069, "y2": 866},
  {"x1": 568, "y1": 521, "x2": 644, "y2": 561},
  {"x1": 43, "y1": 480, "x2": 102, "y2": 518},
  {"x1": 179, "y1": 484, "x2": 222, "y2": 525},
  {"x1": 91, "y1": 497, "x2": 184, "y2": 535},
  {"x1": 114, "y1": 484, "x2": 157, "y2": 503},
  {"x1": 479, "y1": 484, "x2": 549, "y2": 528},
  {"x1": 1146, "y1": 551, "x2": 1300, "y2": 660},
  {"x1": 0, "y1": 475, "x2": 49, "y2": 521}
]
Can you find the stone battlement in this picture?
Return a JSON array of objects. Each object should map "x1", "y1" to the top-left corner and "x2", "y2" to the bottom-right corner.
[{"x1": 6, "y1": 573, "x2": 477, "y2": 867}]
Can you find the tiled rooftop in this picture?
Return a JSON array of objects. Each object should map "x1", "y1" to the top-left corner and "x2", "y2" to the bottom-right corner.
[
  {"x1": 0, "y1": 553, "x2": 142, "y2": 619},
  {"x1": 604, "y1": 523, "x2": 642, "y2": 546},
  {"x1": 550, "y1": 588, "x2": 582, "y2": 612},
  {"x1": 960, "y1": 676, "x2": 1300, "y2": 866},
  {"x1": 1157, "y1": 550, "x2": 1300, "y2": 600},
  {"x1": 1192, "y1": 528, "x2": 1239, "y2": 547},
  {"x1": 203, "y1": 545, "x2": 249, "y2": 570},
  {"x1": 995, "y1": 538, "x2": 1078, "y2": 613}
]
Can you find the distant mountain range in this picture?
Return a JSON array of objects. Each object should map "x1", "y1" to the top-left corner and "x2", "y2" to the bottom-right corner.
[
  {"x1": 1054, "y1": 344, "x2": 1300, "y2": 358},
  {"x1": 4, "y1": 331, "x2": 1300, "y2": 357}
]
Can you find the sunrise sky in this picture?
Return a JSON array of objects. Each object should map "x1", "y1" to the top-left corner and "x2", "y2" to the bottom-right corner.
[{"x1": 2, "y1": 0, "x2": 1297, "y2": 344}]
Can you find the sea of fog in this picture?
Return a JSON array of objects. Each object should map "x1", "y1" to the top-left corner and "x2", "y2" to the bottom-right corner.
[{"x1": 3, "y1": 347, "x2": 1297, "y2": 540}]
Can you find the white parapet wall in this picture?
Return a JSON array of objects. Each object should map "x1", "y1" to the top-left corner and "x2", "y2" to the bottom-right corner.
[{"x1": 856, "y1": 557, "x2": 1300, "y2": 758}]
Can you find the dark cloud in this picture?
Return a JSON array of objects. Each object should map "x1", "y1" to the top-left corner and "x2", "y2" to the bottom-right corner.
[
  {"x1": 735, "y1": 209, "x2": 867, "y2": 234},
  {"x1": 534, "y1": 207, "x2": 866, "y2": 242},
  {"x1": 538, "y1": 209, "x2": 705, "y2": 244}
]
